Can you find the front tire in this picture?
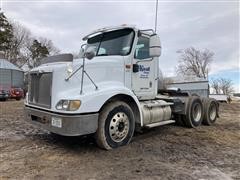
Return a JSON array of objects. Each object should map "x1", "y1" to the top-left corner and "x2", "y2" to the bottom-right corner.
[{"x1": 95, "y1": 101, "x2": 135, "y2": 150}]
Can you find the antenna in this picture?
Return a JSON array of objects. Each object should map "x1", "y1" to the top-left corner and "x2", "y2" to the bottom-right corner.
[{"x1": 154, "y1": 0, "x2": 159, "y2": 33}]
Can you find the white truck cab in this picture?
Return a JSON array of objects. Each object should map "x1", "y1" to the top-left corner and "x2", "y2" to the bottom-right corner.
[{"x1": 25, "y1": 25, "x2": 219, "y2": 150}]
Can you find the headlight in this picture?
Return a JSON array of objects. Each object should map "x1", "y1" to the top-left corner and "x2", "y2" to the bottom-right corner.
[{"x1": 56, "y1": 100, "x2": 81, "y2": 111}]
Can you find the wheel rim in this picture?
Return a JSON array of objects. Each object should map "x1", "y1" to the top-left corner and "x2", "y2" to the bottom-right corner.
[
  {"x1": 209, "y1": 103, "x2": 217, "y2": 120},
  {"x1": 109, "y1": 112, "x2": 130, "y2": 143},
  {"x1": 192, "y1": 103, "x2": 202, "y2": 122}
]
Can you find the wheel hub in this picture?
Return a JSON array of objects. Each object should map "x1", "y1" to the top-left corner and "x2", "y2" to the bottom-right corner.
[
  {"x1": 118, "y1": 122, "x2": 125, "y2": 132},
  {"x1": 209, "y1": 104, "x2": 217, "y2": 120},
  {"x1": 109, "y1": 112, "x2": 129, "y2": 142},
  {"x1": 192, "y1": 103, "x2": 202, "y2": 122}
]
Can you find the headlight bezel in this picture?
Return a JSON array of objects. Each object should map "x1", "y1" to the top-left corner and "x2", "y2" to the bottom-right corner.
[{"x1": 56, "y1": 99, "x2": 81, "y2": 111}]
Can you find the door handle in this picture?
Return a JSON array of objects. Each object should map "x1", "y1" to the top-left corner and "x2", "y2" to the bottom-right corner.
[{"x1": 132, "y1": 64, "x2": 139, "y2": 73}]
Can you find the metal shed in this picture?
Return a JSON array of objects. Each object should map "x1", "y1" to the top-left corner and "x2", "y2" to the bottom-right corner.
[
  {"x1": 0, "y1": 58, "x2": 24, "y2": 90},
  {"x1": 166, "y1": 76, "x2": 209, "y2": 97}
]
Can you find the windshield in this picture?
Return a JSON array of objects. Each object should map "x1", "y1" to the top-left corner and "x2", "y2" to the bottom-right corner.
[{"x1": 87, "y1": 28, "x2": 134, "y2": 56}]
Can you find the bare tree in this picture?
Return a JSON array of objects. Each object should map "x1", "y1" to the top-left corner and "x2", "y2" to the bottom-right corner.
[
  {"x1": 1, "y1": 14, "x2": 60, "y2": 69},
  {"x1": 20, "y1": 35, "x2": 35, "y2": 68},
  {"x1": 4, "y1": 22, "x2": 31, "y2": 66},
  {"x1": 176, "y1": 47, "x2": 214, "y2": 79},
  {"x1": 39, "y1": 37, "x2": 60, "y2": 55},
  {"x1": 219, "y1": 78, "x2": 234, "y2": 95},
  {"x1": 210, "y1": 78, "x2": 234, "y2": 95},
  {"x1": 210, "y1": 78, "x2": 220, "y2": 94},
  {"x1": 21, "y1": 37, "x2": 60, "y2": 68}
]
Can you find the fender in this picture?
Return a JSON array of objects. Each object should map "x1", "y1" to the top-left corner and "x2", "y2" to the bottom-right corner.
[
  {"x1": 25, "y1": 82, "x2": 143, "y2": 126},
  {"x1": 78, "y1": 82, "x2": 143, "y2": 126}
]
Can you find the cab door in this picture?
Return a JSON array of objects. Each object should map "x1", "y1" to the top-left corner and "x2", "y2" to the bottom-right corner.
[{"x1": 132, "y1": 35, "x2": 158, "y2": 100}]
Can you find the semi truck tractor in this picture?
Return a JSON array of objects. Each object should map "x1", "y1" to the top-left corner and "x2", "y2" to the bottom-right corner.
[{"x1": 25, "y1": 25, "x2": 219, "y2": 150}]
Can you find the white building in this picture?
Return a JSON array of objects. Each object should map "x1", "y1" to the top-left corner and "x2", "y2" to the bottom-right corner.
[{"x1": 0, "y1": 58, "x2": 24, "y2": 89}]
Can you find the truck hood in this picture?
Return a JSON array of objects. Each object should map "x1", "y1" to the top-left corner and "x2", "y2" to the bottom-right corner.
[
  {"x1": 29, "y1": 56, "x2": 125, "y2": 109},
  {"x1": 31, "y1": 56, "x2": 124, "y2": 75}
]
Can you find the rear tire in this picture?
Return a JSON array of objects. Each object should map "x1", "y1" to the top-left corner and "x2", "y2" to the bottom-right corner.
[
  {"x1": 95, "y1": 101, "x2": 135, "y2": 150},
  {"x1": 202, "y1": 99, "x2": 218, "y2": 125},
  {"x1": 182, "y1": 96, "x2": 203, "y2": 128}
]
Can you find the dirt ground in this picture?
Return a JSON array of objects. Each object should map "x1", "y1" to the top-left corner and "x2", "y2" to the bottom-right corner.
[{"x1": 0, "y1": 100, "x2": 239, "y2": 180}]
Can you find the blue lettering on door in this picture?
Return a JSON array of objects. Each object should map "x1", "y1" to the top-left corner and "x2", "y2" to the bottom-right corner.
[{"x1": 139, "y1": 65, "x2": 150, "y2": 78}]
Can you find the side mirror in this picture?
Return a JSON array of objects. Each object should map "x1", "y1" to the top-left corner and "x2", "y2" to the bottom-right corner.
[
  {"x1": 149, "y1": 34, "x2": 161, "y2": 57},
  {"x1": 84, "y1": 46, "x2": 96, "y2": 60}
]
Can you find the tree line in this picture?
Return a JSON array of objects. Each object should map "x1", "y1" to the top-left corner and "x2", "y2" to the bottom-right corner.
[
  {"x1": 0, "y1": 12, "x2": 59, "y2": 68},
  {"x1": 0, "y1": 12, "x2": 235, "y2": 94},
  {"x1": 210, "y1": 78, "x2": 234, "y2": 95},
  {"x1": 175, "y1": 47, "x2": 234, "y2": 95}
]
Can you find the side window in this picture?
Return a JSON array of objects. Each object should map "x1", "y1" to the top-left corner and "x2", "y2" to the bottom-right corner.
[
  {"x1": 135, "y1": 36, "x2": 150, "y2": 59},
  {"x1": 98, "y1": 48, "x2": 106, "y2": 55}
]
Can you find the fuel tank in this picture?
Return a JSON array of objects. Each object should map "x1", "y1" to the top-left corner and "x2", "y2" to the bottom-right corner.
[{"x1": 140, "y1": 100, "x2": 172, "y2": 125}]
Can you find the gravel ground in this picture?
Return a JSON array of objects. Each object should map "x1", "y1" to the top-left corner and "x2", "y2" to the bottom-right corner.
[{"x1": 0, "y1": 100, "x2": 239, "y2": 180}]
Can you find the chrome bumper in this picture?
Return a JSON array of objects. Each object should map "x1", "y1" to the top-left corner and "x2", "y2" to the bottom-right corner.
[{"x1": 25, "y1": 106, "x2": 98, "y2": 136}]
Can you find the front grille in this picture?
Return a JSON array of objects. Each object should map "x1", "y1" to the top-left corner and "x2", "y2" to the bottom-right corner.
[{"x1": 29, "y1": 72, "x2": 52, "y2": 108}]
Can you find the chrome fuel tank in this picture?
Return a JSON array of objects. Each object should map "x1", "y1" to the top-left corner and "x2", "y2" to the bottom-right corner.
[{"x1": 140, "y1": 100, "x2": 172, "y2": 125}]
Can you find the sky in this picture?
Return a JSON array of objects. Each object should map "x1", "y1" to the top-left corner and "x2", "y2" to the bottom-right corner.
[{"x1": 1, "y1": 0, "x2": 239, "y2": 92}]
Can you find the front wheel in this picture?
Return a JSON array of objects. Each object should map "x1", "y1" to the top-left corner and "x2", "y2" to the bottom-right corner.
[{"x1": 95, "y1": 101, "x2": 135, "y2": 150}]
